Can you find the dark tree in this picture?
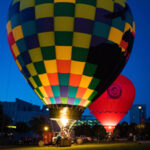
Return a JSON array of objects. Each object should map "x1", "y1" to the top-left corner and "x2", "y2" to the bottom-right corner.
[
  {"x1": 119, "y1": 122, "x2": 129, "y2": 138},
  {"x1": 74, "y1": 123, "x2": 106, "y2": 140},
  {"x1": 16, "y1": 122, "x2": 30, "y2": 133},
  {"x1": 135, "y1": 124, "x2": 147, "y2": 138},
  {"x1": 145, "y1": 122, "x2": 150, "y2": 139},
  {"x1": 0, "y1": 104, "x2": 3, "y2": 114},
  {"x1": 92, "y1": 124, "x2": 106, "y2": 141},
  {"x1": 0, "y1": 104, "x2": 12, "y2": 132},
  {"x1": 29, "y1": 117, "x2": 47, "y2": 135},
  {"x1": 128, "y1": 123, "x2": 137, "y2": 135},
  {"x1": 112, "y1": 126, "x2": 120, "y2": 138},
  {"x1": 74, "y1": 124, "x2": 93, "y2": 137}
]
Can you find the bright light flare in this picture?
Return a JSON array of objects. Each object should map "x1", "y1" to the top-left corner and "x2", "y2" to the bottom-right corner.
[
  {"x1": 44, "y1": 126, "x2": 49, "y2": 131},
  {"x1": 61, "y1": 117, "x2": 68, "y2": 127},
  {"x1": 108, "y1": 126, "x2": 112, "y2": 129},
  {"x1": 138, "y1": 106, "x2": 142, "y2": 110}
]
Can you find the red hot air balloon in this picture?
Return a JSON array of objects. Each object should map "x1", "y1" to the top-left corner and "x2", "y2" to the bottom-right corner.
[{"x1": 89, "y1": 75, "x2": 135, "y2": 133}]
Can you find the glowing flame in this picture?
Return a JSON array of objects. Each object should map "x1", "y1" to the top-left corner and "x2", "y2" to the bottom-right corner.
[{"x1": 61, "y1": 117, "x2": 68, "y2": 127}]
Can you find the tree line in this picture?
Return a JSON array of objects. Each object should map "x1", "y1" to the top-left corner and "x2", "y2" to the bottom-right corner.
[{"x1": 1, "y1": 104, "x2": 150, "y2": 144}]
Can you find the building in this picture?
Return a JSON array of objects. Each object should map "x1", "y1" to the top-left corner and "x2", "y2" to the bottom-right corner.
[
  {"x1": 74, "y1": 115, "x2": 101, "y2": 127},
  {"x1": 0, "y1": 98, "x2": 49, "y2": 123},
  {"x1": 0, "y1": 99, "x2": 101, "y2": 129},
  {"x1": 130, "y1": 104, "x2": 146, "y2": 124}
]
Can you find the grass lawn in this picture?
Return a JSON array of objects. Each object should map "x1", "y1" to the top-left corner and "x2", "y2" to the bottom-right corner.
[{"x1": 1, "y1": 143, "x2": 150, "y2": 150}]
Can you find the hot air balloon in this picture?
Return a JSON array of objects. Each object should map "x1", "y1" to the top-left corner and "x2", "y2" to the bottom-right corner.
[
  {"x1": 89, "y1": 75, "x2": 135, "y2": 133},
  {"x1": 6, "y1": 0, "x2": 135, "y2": 131}
]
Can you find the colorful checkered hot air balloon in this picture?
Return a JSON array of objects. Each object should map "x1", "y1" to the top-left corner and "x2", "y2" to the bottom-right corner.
[{"x1": 7, "y1": 0, "x2": 135, "y2": 124}]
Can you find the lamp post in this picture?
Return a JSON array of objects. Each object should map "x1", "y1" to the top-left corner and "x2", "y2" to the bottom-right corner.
[
  {"x1": 138, "y1": 106, "x2": 142, "y2": 124},
  {"x1": 44, "y1": 126, "x2": 49, "y2": 132}
]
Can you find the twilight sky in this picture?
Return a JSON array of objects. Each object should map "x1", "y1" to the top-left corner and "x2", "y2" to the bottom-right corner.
[{"x1": 0, "y1": 0, "x2": 150, "y2": 122}]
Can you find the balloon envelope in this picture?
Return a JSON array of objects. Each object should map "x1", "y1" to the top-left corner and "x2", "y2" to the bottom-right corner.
[
  {"x1": 89, "y1": 75, "x2": 135, "y2": 133},
  {"x1": 7, "y1": 0, "x2": 135, "y2": 119}
]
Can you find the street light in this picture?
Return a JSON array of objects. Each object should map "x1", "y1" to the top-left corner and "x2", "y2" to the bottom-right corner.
[
  {"x1": 44, "y1": 126, "x2": 49, "y2": 132},
  {"x1": 138, "y1": 106, "x2": 142, "y2": 110},
  {"x1": 138, "y1": 106, "x2": 142, "y2": 124},
  {"x1": 46, "y1": 108, "x2": 49, "y2": 111}
]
